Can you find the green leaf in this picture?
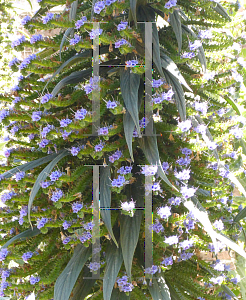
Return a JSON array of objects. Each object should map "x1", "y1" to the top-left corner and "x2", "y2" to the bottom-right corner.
[
  {"x1": 148, "y1": 279, "x2": 162, "y2": 299},
  {"x1": 69, "y1": 0, "x2": 78, "y2": 21},
  {"x1": 70, "y1": 266, "x2": 97, "y2": 300},
  {"x1": 110, "y1": 289, "x2": 130, "y2": 299},
  {"x1": 28, "y1": 150, "x2": 69, "y2": 223},
  {"x1": 234, "y1": 206, "x2": 246, "y2": 223},
  {"x1": 138, "y1": 125, "x2": 177, "y2": 190},
  {"x1": 213, "y1": 3, "x2": 231, "y2": 21},
  {"x1": 2, "y1": 228, "x2": 41, "y2": 249},
  {"x1": 224, "y1": 95, "x2": 241, "y2": 115},
  {"x1": 221, "y1": 285, "x2": 238, "y2": 299},
  {"x1": 103, "y1": 229, "x2": 123, "y2": 300},
  {"x1": 120, "y1": 208, "x2": 143, "y2": 278},
  {"x1": 163, "y1": 69, "x2": 186, "y2": 121},
  {"x1": 181, "y1": 24, "x2": 206, "y2": 71},
  {"x1": 169, "y1": 10, "x2": 182, "y2": 53},
  {"x1": 60, "y1": 28, "x2": 74, "y2": 61},
  {"x1": 130, "y1": 0, "x2": 137, "y2": 25},
  {"x1": 123, "y1": 77, "x2": 144, "y2": 161},
  {"x1": 1, "y1": 151, "x2": 61, "y2": 180},
  {"x1": 160, "y1": 50, "x2": 192, "y2": 92},
  {"x1": 100, "y1": 165, "x2": 118, "y2": 247},
  {"x1": 234, "y1": 254, "x2": 246, "y2": 300},
  {"x1": 165, "y1": 278, "x2": 183, "y2": 300},
  {"x1": 54, "y1": 244, "x2": 91, "y2": 300},
  {"x1": 26, "y1": 0, "x2": 32, "y2": 9},
  {"x1": 120, "y1": 68, "x2": 141, "y2": 135},
  {"x1": 157, "y1": 276, "x2": 171, "y2": 299}
]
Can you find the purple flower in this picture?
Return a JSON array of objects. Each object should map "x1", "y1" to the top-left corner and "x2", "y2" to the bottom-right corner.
[
  {"x1": 0, "y1": 109, "x2": 9, "y2": 122},
  {"x1": 75, "y1": 16, "x2": 87, "y2": 29},
  {"x1": 157, "y1": 206, "x2": 171, "y2": 219},
  {"x1": 50, "y1": 170, "x2": 63, "y2": 181},
  {"x1": 88, "y1": 262, "x2": 100, "y2": 272},
  {"x1": 60, "y1": 118, "x2": 72, "y2": 127},
  {"x1": 161, "y1": 256, "x2": 173, "y2": 266},
  {"x1": 62, "y1": 237, "x2": 71, "y2": 244},
  {"x1": 0, "y1": 249, "x2": 8, "y2": 261},
  {"x1": 152, "y1": 79, "x2": 164, "y2": 88},
  {"x1": 70, "y1": 146, "x2": 80, "y2": 156},
  {"x1": 181, "y1": 148, "x2": 192, "y2": 156},
  {"x1": 30, "y1": 34, "x2": 43, "y2": 44},
  {"x1": 141, "y1": 165, "x2": 158, "y2": 176},
  {"x1": 162, "y1": 162, "x2": 169, "y2": 171},
  {"x1": 8, "y1": 57, "x2": 19, "y2": 67},
  {"x1": 1, "y1": 191, "x2": 16, "y2": 203},
  {"x1": 22, "y1": 252, "x2": 33, "y2": 261},
  {"x1": 194, "y1": 124, "x2": 207, "y2": 135},
  {"x1": 42, "y1": 12, "x2": 54, "y2": 24},
  {"x1": 30, "y1": 276, "x2": 40, "y2": 285},
  {"x1": 61, "y1": 130, "x2": 71, "y2": 140},
  {"x1": 180, "y1": 186, "x2": 196, "y2": 199},
  {"x1": 41, "y1": 125, "x2": 54, "y2": 138},
  {"x1": 165, "y1": 235, "x2": 179, "y2": 245},
  {"x1": 109, "y1": 150, "x2": 122, "y2": 163},
  {"x1": 1, "y1": 270, "x2": 10, "y2": 279},
  {"x1": 210, "y1": 275, "x2": 224, "y2": 285},
  {"x1": 112, "y1": 175, "x2": 126, "y2": 187},
  {"x1": 13, "y1": 97, "x2": 21, "y2": 104},
  {"x1": 89, "y1": 28, "x2": 103, "y2": 39},
  {"x1": 181, "y1": 52, "x2": 196, "y2": 59},
  {"x1": 37, "y1": 217, "x2": 48, "y2": 229},
  {"x1": 189, "y1": 40, "x2": 202, "y2": 51},
  {"x1": 74, "y1": 108, "x2": 87, "y2": 120},
  {"x1": 19, "y1": 53, "x2": 36, "y2": 70},
  {"x1": 117, "y1": 21, "x2": 128, "y2": 31},
  {"x1": 230, "y1": 126, "x2": 243, "y2": 139},
  {"x1": 175, "y1": 169, "x2": 190, "y2": 180},
  {"x1": 203, "y1": 71, "x2": 216, "y2": 81},
  {"x1": 125, "y1": 59, "x2": 138, "y2": 67},
  {"x1": 51, "y1": 189, "x2": 63, "y2": 202},
  {"x1": 72, "y1": 202, "x2": 83, "y2": 213},
  {"x1": 231, "y1": 277, "x2": 239, "y2": 284},
  {"x1": 94, "y1": 1, "x2": 105, "y2": 14},
  {"x1": 38, "y1": 139, "x2": 50, "y2": 148},
  {"x1": 206, "y1": 141, "x2": 217, "y2": 150},
  {"x1": 83, "y1": 222, "x2": 94, "y2": 231},
  {"x1": 151, "y1": 220, "x2": 164, "y2": 233},
  {"x1": 63, "y1": 221, "x2": 71, "y2": 230},
  {"x1": 32, "y1": 111, "x2": 42, "y2": 122},
  {"x1": 106, "y1": 100, "x2": 117, "y2": 109},
  {"x1": 41, "y1": 93, "x2": 53, "y2": 104},
  {"x1": 69, "y1": 35, "x2": 81, "y2": 45},
  {"x1": 213, "y1": 220, "x2": 224, "y2": 231},
  {"x1": 117, "y1": 166, "x2": 132, "y2": 175},
  {"x1": 115, "y1": 38, "x2": 131, "y2": 48},
  {"x1": 179, "y1": 239, "x2": 193, "y2": 250},
  {"x1": 199, "y1": 29, "x2": 213, "y2": 39},
  {"x1": 212, "y1": 260, "x2": 224, "y2": 271},
  {"x1": 178, "y1": 120, "x2": 192, "y2": 132},
  {"x1": 165, "y1": 0, "x2": 177, "y2": 9},
  {"x1": 15, "y1": 171, "x2": 25, "y2": 181},
  {"x1": 94, "y1": 143, "x2": 104, "y2": 152},
  {"x1": 194, "y1": 102, "x2": 208, "y2": 115},
  {"x1": 19, "y1": 206, "x2": 27, "y2": 218},
  {"x1": 121, "y1": 200, "x2": 135, "y2": 212},
  {"x1": 98, "y1": 126, "x2": 108, "y2": 135},
  {"x1": 21, "y1": 15, "x2": 31, "y2": 25},
  {"x1": 11, "y1": 35, "x2": 26, "y2": 48},
  {"x1": 145, "y1": 265, "x2": 158, "y2": 275}
]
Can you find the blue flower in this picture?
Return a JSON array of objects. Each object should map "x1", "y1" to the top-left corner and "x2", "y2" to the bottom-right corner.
[
  {"x1": 50, "y1": 171, "x2": 63, "y2": 181},
  {"x1": 164, "y1": 235, "x2": 179, "y2": 245},
  {"x1": 94, "y1": 143, "x2": 104, "y2": 152},
  {"x1": 15, "y1": 171, "x2": 25, "y2": 181},
  {"x1": 175, "y1": 169, "x2": 190, "y2": 180},
  {"x1": 60, "y1": 118, "x2": 72, "y2": 127},
  {"x1": 30, "y1": 34, "x2": 43, "y2": 44},
  {"x1": 63, "y1": 221, "x2": 71, "y2": 230},
  {"x1": 22, "y1": 252, "x2": 33, "y2": 261},
  {"x1": 21, "y1": 15, "x2": 31, "y2": 25},
  {"x1": 70, "y1": 146, "x2": 80, "y2": 156},
  {"x1": 8, "y1": 57, "x2": 19, "y2": 67},
  {"x1": 42, "y1": 12, "x2": 54, "y2": 24},
  {"x1": 178, "y1": 120, "x2": 192, "y2": 132},
  {"x1": 213, "y1": 219, "x2": 224, "y2": 231},
  {"x1": 31, "y1": 111, "x2": 42, "y2": 122},
  {"x1": 157, "y1": 206, "x2": 171, "y2": 219},
  {"x1": 117, "y1": 21, "x2": 128, "y2": 31},
  {"x1": 74, "y1": 108, "x2": 87, "y2": 120},
  {"x1": 75, "y1": 16, "x2": 87, "y2": 29},
  {"x1": 109, "y1": 150, "x2": 122, "y2": 163},
  {"x1": 106, "y1": 100, "x2": 117, "y2": 109},
  {"x1": 125, "y1": 59, "x2": 138, "y2": 67},
  {"x1": 89, "y1": 28, "x2": 103, "y2": 39},
  {"x1": 180, "y1": 186, "x2": 196, "y2": 199},
  {"x1": 51, "y1": 189, "x2": 63, "y2": 202},
  {"x1": 30, "y1": 276, "x2": 40, "y2": 285},
  {"x1": 69, "y1": 34, "x2": 81, "y2": 45},
  {"x1": 165, "y1": 0, "x2": 177, "y2": 9},
  {"x1": 38, "y1": 139, "x2": 50, "y2": 148},
  {"x1": 94, "y1": 1, "x2": 105, "y2": 14},
  {"x1": 37, "y1": 217, "x2": 48, "y2": 229},
  {"x1": 72, "y1": 202, "x2": 83, "y2": 213},
  {"x1": 161, "y1": 256, "x2": 173, "y2": 266},
  {"x1": 11, "y1": 35, "x2": 26, "y2": 48}
]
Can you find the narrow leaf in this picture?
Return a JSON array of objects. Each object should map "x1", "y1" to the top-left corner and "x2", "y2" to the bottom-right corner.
[
  {"x1": 160, "y1": 50, "x2": 192, "y2": 91},
  {"x1": 120, "y1": 68, "x2": 141, "y2": 135},
  {"x1": 163, "y1": 69, "x2": 186, "y2": 121},
  {"x1": 60, "y1": 28, "x2": 74, "y2": 60},
  {"x1": 234, "y1": 206, "x2": 246, "y2": 223},
  {"x1": 157, "y1": 276, "x2": 171, "y2": 299},
  {"x1": 148, "y1": 278, "x2": 162, "y2": 300},
  {"x1": 110, "y1": 289, "x2": 130, "y2": 299},
  {"x1": 213, "y1": 3, "x2": 231, "y2": 21},
  {"x1": 224, "y1": 95, "x2": 241, "y2": 115},
  {"x1": 69, "y1": 0, "x2": 78, "y2": 21},
  {"x1": 2, "y1": 228, "x2": 40, "y2": 249},
  {"x1": 54, "y1": 244, "x2": 91, "y2": 300},
  {"x1": 169, "y1": 10, "x2": 182, "y2": 53},
  {"x1": 103, "y1": 230, "x2": 123, "y2": 300},
  {"x1": 123, "y1": 78, "x2": 144, "y2": 161},
  {"x1": 1, "y1": 151, "x2": 61, "y2": 180},
  {"x1": 138, "y1": 125, "x2": 177, "y2": 190},
  {"x1": 130, "y1": 0, "x2": 137, "y2": 25},
  {"x1": 120, "y1": 208, "x2": 143, "y2": 278},
  {"x1": 28, "y1": 150, "x2": 69, "y2": 223},
  {"x1": 221, "y1": 285, "x2": 238, "y2": 299},
  {"x1": 100, "y1": 165, "x2": 118, "y2": 247}
]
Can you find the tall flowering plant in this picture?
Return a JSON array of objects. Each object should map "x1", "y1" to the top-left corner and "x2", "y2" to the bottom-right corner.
[{"x1": 0, "y1": 0, "x2": 246, "y2": 299}]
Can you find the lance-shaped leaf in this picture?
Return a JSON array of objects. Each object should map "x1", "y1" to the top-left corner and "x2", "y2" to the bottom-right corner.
[
  {"x1": 138, "y1": 125, "x2": 177, "y2": 190},
  {"x1": 169, "y1": 10, "x2": 182, "y2": 53},
  {"x1": 110, "y1": 289, "x2": 130, "y2": 299},
  {"x1": 224, "y1": 95, "x2": 241, "y2": 115},
  {"x1": 221, "y1": 285, "x2": 238, "y2": 299},
  {"x1": 181, "y1": 24, "x2": 206, "y2": 71},
  {"x1": 103, "y1": 229, "x2": 123, "y2": 300},
  {"x1": 234, "y1": 254, "x2": 246, "y2": 300},
  {"x1": 54, "y1": 244, "x2": 91, "y2": 300},
  {"x1": 130, "y1": 0, "x2": 137, "y2": 25},
  {"x1": 213, "y1": 3, "x2": 231, "y2": 21},
  {"x1": 1, "y1": 151, "x2": 61, "y2": 180},
  {"x1": 120, "y1": 68, "x2": 141, "y2": 135},
  {"x1": 148, "y1": 275, "x2": 171, "y2": 300},
  {"x1": 28, "y1": 150, "x2": 69, "y2": 223},
  {"x1": 70, "y1": 266, "x2": 97, "y2": 300},
  {"x1": 148, "y1": 279, "x2": 162, "y2": 300},
  {"x1": 234, "y1": 206, "x2": 246, "y2": 223},
  {"x1": 163, "y1": 69, "x2": 186, "y2": 121},
  {"x1": 160, "y1": 50, "x2": 192, "y2": 92},
  {"x1": 100, "y1": 165, "x2": 118, "y2": 247},
  {"x1": 52, "y1": 59, "x2": 121, "y2": 97},
  {"x1": 2, "y1": 228, "x2": 40, "y2": 249},
  {"x1": 69, "y1": 0, "x2": 78, "y2": 21},
  {"x1": 123, "y1": 78, "x2": 144, "y2": 161},
  {"x1": 165, "y1": 278, "x2": 183, "y2": 300},
  {"x1": 60, "y1": 28, "x2": 74, "y2": 60},
  {"x1": 120, "y1": 208, "x2": 143, "y2": 279}
]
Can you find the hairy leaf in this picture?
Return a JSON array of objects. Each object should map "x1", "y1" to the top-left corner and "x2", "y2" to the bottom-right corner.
[
  {"x1": 169, "y1": 10, "x2": 182, "y2": 53},
  {"x1": 103, "y1": 229, "x2": 123, "y2": 300},
  {"x1": 100, "y1": 165, "x2": 118, "y2": 247},
  {"x1": 54, "y1": 244, "x2": 91, "y2": 300},
  {"x1": 120, "y1": 68, "x2": 141, "y2": 135},
  {"x1": 2, "y1": 228, "x2": 41, "y2": 249},
  {"x1": 28, "y1": 150, "x2": 70, "y2": 223}
]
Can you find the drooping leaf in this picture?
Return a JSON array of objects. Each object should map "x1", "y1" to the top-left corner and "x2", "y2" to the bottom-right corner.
[
  {"x1": 169, "y1": 10, "x2": 182, "y2": 53},
  {"x1": 60, "y1": 28, "x2": 74, "y2": 60},
  {"x1": 69, "y1": 0, "x2": 78, "y2": 21},
  {"x1": 148, "y1": 278, "x2": 162, "y2": 300},
  {"x1": 28, "y1": 150, "x2": 69, "y2": 223},
  {"x1": 165, "y1": 278, "x2": 183, "y2": 300},
  {"x1": 110, "y1": 289, "x2": 130, "y2": 299},
  {"x1": 70, "y1": 266, "x2": 97, "y2": 300},
  {"x1": 103, "y1": 228, "x2": 123, "y2": 300},
  {"x1": 234, "y1": 206, "x2": 246, "y2": 223},
  {"x1": 123, "y1": 78, "x2": 144, "y2": 161},
  {"x1": 234, "y1": 253, "x2": 246, "y2": 300},
  {"x1": 163, "y1": 69, "x2": 186, "y2": 121},
  {"x1": 2, "y1": 228, "x2": 40, "y2": 249},
  {"x1": 224, "y1": 95, "x2": 241, "y2": 115},
  {"x1": 160, "y1": 50, "x2": 192, "y2": 92},
  {"x1": 52, "y1": 59, "x2": 121, "y2": 97},
  {"x1": 1, "y1": 151, "x2": 62, "y2": 180},
  {"x1": 221, "y1": 285, "x2": 238, "y2": 299},
  {"x1": 120, "y1": 208, "x2": 143, "y2": 279},
  {"x1": 130, "y1": 0, "x2": 137, "y2": 25},
  {"x1": 213, "y1": 3, "x2": 231, "y2": 21},
  {"x1": 100, "y1": 165, "x2": 118, "y2": 247},
  {"x1": 138, "y1": 124, "x2": 177, "y2": 190},
  {"x1": 54, "y1": 244, "x2": 91, "y2": 300},
  {"x1": 157, "y1": 275, "x2": 171, "y2": 299},
  {"x1": 181, "y1": 24, "x2": 206, "y2": 71},
  {"x1": 120, "y1": 68, "x2": 141, "y2": 135}
]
